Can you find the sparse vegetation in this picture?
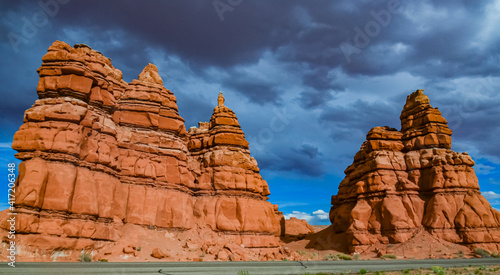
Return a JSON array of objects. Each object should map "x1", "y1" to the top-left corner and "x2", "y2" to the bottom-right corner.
[
  {"x1": 137, "y1": 246, "x2": 141, "y2": 252},
  {"x1": 337, "y1": 253, "x2": 352, "y2": 261},
  {"x1": 298, "y1": 265, "x2": 500, "y2": 275},
  {"x1": 456, "y1": 250, "x2": 464, "y2": 258},
  {"x1": 200, "y1": 252, "x2": 205, "y2": 258},
  {"x1": 474, "y1": 248, "x2": 491, "y2": 258},
  {"x1": 295, "y1": 265, "x2": 500, "y2": 275},
  {"x1": 380, "y1": 254, "x2": 396, "y2": 260},
  {"x1": 297, "y1": 250, "x2": 308, "y2": 256},
  {"x1": 80, "y1": 250, "x2": 92, "y2": 262},
  {"x1": 99, "y1": 259, "x2": 108, "y2": 262},
  {"x1": 324, "y1": 253, "x2": 353, "y2": 261},
  {"x1": 237, "y1": 271, "x2": 250, "y2": 275},
  {"x1": 491, "y1": 252, "x2": 500, "y2": 258},
  {"x1": 431, "y1": 266, "x2": 445, "y2": 275}
]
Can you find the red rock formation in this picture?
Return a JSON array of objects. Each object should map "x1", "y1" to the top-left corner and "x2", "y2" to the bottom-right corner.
[
  {"x1": 186, "y1": 92, "x2": 281, "y2": 247},
  {"x1": 0, "y1": 41, "x2": 282, "y2": 260},
  {"x1": 283, "y1": 217, "x2": 314, "y2": 240},
  {"x1": 329, "y1": 89, "x2": 500, "y2": 253}
]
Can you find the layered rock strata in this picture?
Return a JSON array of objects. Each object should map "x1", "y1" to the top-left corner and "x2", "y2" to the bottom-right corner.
[
  {"x1": 329, "y1": 89, "x2": 500, "y2": 253},
  {"x1": 2, "y1": 41, "x2": 281, "y2": 256}
]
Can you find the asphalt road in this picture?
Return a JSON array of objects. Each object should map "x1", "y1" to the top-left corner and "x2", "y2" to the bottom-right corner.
[{"x1": 1, "y1": 258, "x2": 500, "y2": 275}]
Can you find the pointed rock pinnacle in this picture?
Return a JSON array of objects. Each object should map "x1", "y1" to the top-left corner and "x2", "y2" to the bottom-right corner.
[
  {"x1": 138, "y1": 63, "x2": 163, "y2": 85},
  {"x1": 218, "y1": 92, "x2": 225, "y2": 107}
]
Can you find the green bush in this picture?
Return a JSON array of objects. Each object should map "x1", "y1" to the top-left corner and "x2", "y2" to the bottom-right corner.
[
  {"x1": 474, "y1": 248, "x2": 491, "y2": 258},
  {"x1": 237, "y1": 271, "x2": 250, "y2": 275},
  {"x1": 431, "y1": 266, "x2": 445, "y2": 275},
  {"x1": 360, "y1": 269, "x2": 367, "y2": 275},
  {"x1": 323, "y1": 253, "x2": 352, "y2": 261},
  {"x1": 336, "y1": 253, "x2": 352, "y2": 260},
  {"x1": 380, "y1": 254, "x2": 396, "y2": 259},
  {"x1": 80, "y1": 250, "x2": 92, "y2": 262}
]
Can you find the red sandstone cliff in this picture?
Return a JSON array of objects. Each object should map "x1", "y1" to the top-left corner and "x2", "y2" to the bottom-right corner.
[
  {"x1": 0, "y1": 41, "x2": 285, "y2": 261},
  {"x1": 329, "y1": 89, "x2": 500, "y2": 253}
]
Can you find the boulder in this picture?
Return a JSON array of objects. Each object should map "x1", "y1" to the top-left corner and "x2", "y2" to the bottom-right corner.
[
  {"x1": 283, "y1": 217, "x2": 314, "y2": 239},
  {"x1": 151, "y1": 248, "x2": 167, "y2": 259}
]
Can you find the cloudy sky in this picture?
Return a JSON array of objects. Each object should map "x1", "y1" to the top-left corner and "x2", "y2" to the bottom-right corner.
[{"x1": 1, "y1": 0, "x2": 499, "y2": 225}]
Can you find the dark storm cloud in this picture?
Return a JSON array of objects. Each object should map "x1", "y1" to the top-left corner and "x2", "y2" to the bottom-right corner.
[
  {"x1": 440, "y1": 96, "x2": 500, "y2": 160},
  {"x1": 298, "y1": 89, "x2": 334, "y2": 109},
  {"x1": 296, "y1": 67, "x2": 345, "y2": 109},
  {"x1": 257, "y1": 147, "x2": 325, "y2": 177},
  {"x1": 37, "y1": 0, "x2": 289, "y2": 68},
  {"x1": 4, "y1": 0, "x2": 499, "y2": 85},
  {"x1": 302, "y1": 68, "x2": 345, "y2": 92},
  {"x1": 320, "y1": 98, "x2": 401, "y2": 138},
  {"x1": 223, "y1": 79, "x2": 282, "y2": 105},
  {"x1": 295, "y1": 144, "x2": 321, "y2": 159}
]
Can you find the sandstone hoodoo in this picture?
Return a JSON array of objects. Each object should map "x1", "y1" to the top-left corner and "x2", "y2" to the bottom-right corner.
[
  {"x1": 329, "y1": 89, "x2": 500, "y2": 253},
  {"x1": 0, "y1": 41, "x2": 284, "y2": 261}
]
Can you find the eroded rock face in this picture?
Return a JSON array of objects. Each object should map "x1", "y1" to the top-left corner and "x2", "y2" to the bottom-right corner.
[
  {"x1": 329, "y1": 89, "x2": 500, "y2": 253},
  {"x1": 283, "y1": 217, "x2": 314, "y2": 240},
  {"x1": 1, "y1": 41, "x2": 282, "y2": 258}
]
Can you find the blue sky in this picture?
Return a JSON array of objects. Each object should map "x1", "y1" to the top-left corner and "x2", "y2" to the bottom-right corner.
[{"x1": 1, "y1": 0, "x2": 500, "y2": 225}]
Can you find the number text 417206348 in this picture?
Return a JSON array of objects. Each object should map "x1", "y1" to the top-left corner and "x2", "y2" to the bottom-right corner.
[{"x1": 7, "y1": 162, "x2": 17, "y2": 267}]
